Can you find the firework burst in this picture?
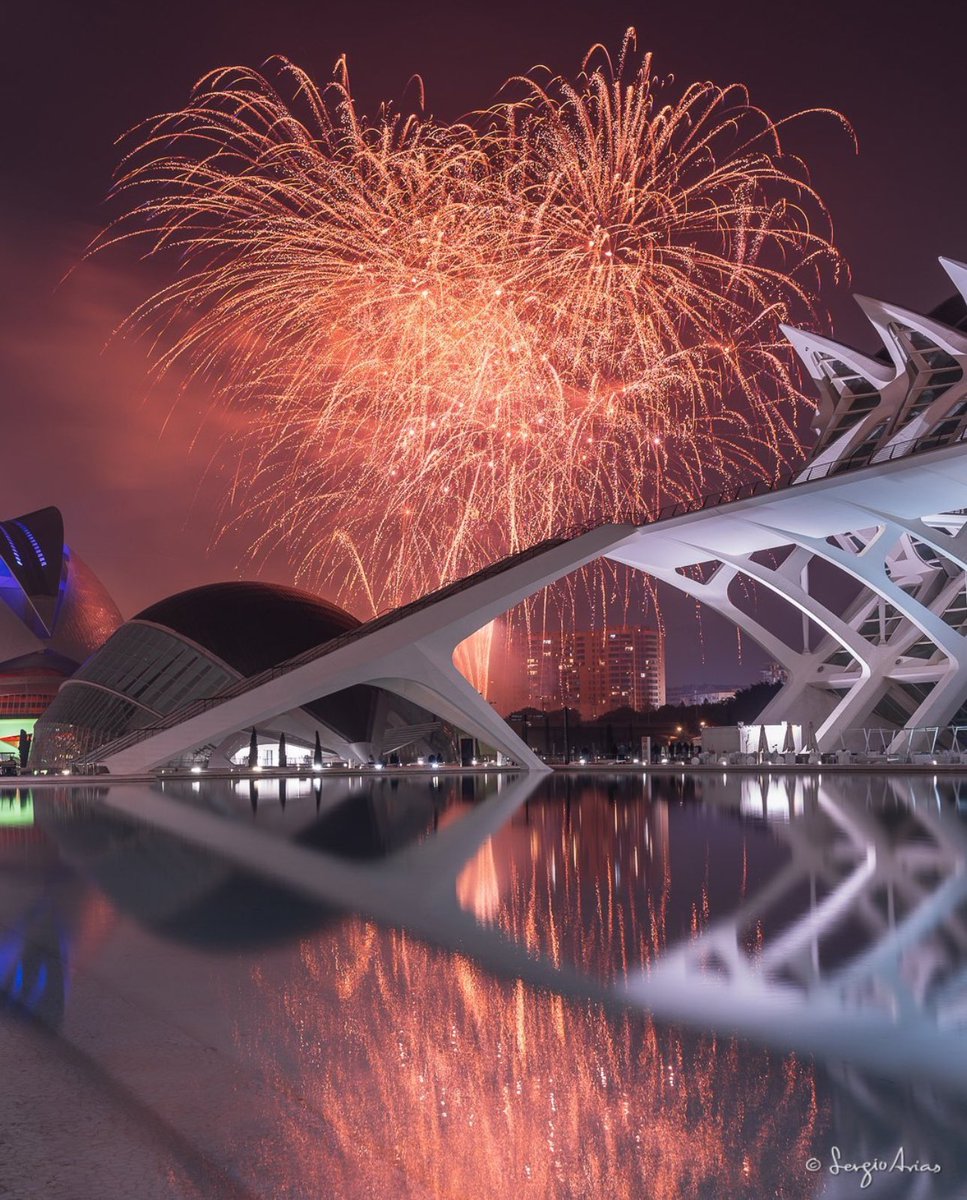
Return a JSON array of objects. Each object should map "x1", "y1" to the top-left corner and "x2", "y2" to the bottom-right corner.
[{"x1": 100, "y1": 31, "x2": 847, "y2": 653}]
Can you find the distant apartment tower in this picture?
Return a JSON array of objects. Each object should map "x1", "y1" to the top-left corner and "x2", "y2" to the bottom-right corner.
[{"x1": 526, "y1": 626, "x2": 665, "y2": 717}]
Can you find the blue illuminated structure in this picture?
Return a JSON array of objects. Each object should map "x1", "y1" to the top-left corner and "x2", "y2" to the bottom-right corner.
[{"x1": 0, "y1": 507, "x2": 121, "y2": 758}]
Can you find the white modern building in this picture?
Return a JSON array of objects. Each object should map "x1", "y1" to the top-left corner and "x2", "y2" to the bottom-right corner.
[{"x1": 31, "y1": 258, "x2": 967, "y2": 773}]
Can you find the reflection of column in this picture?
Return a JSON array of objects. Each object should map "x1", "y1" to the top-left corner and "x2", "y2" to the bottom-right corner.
[
  {"x1": 83, "y1": 772, "x2": 967, "y2": 1096},
  {"x1": 649, "y1": 792, "x2": 669, "y2": 877},
  {"x1": 624, "y1": 775, "x2": 967, "y2": 1091}
]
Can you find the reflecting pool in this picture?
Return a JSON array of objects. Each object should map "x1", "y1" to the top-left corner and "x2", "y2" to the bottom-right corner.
[{"x1": 2, "y1": 772, "x2": 966, "y2": 1198}]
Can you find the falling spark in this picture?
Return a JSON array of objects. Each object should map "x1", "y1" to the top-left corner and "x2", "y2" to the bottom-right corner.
[{"x1": 99, "y1": 31, "x2": 847, "y2": 683}]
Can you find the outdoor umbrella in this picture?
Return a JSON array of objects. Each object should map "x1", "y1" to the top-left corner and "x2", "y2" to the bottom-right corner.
[
  {"x1": 278, "y1": 732, "x2": 287, "y2": 769},
  {"x1": 757, "y1": 723, "x2": 770, "y2": 761},
  {"x1": 782, "y1": 722, "x2": 796, "y2": 754}
]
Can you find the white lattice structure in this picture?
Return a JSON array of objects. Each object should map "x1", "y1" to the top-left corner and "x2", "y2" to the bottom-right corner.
[
  {"x1": 73, "y1": 259, "x2": 967, "y2": 772},
  {"x1": 604, "y1": 258, "x2": 967, "y2": 754},
  {"x1": 721, "y1": 258, "x2": 967, "y2": 748}
]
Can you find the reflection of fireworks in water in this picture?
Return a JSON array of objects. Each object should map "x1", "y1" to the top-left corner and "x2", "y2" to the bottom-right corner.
[
  {"x1": 248, "y1": 929, "x2": 821, "y2": 1199},
  {"x1": 240, "y1": 792, "x2": 823, "y2": 1197},
  {"x1": 102, "y1": 32, "x2": 845, "y2": 684}
]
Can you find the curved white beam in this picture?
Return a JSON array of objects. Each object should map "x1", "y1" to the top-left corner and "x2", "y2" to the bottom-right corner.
[
  {"x1": 940, "y1": 257, "x2": 967, "y2": 306},
  {"x1": 780, "y1": 322, "x2": 895, "y2": 387},
  {"x1": 86, "y1": 425, "x2": 967, "y2": 773},
  {"x1": 855, "y1": 294, "x2": 967, "y2": 357}
]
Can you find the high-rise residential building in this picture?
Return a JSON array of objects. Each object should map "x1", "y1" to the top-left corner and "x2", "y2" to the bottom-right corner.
[{"x1": 525, "y1": 626, "x2": 665, "y2": 717}]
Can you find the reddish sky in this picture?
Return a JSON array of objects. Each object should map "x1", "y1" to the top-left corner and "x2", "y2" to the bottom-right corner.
[{"x1": 4, "y1": 0, "x2": 966, "y2": 686}]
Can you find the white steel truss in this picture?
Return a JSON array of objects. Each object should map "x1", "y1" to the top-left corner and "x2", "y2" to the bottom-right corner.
[{"x1": 81, "y1": 259, "x2": 967, "y2": 772}]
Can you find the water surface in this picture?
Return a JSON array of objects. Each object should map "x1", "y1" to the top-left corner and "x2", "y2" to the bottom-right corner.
[{"x1": 1, "y1": 771, "x2": 965, "y2": 1198}]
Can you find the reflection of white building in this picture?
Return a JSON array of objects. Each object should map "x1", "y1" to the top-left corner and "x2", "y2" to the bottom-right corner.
[
  {"x1": 75, "y1": 765, "x2": 967, "y2": 1109},
  {"x1": 33, "y1": 259, "x2": 967, "y2": 772},
  {"x1": 624, "y1": 771, "x2": 967, "y2": 1098}
]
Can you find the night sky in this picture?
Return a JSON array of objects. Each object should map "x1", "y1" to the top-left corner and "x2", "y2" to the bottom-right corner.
[{"x1": 4, "y1": 0, "x2": 966, "y2": 688}]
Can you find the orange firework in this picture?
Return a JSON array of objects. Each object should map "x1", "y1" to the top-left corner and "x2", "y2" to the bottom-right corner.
[{"x1": 100, "y1": 31, "x2": 846, "y2": 626}]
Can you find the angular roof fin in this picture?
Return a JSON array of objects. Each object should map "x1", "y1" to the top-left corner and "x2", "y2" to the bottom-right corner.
[{"x1": 780, "y1": 323, "x2": 894, "y2": 386}]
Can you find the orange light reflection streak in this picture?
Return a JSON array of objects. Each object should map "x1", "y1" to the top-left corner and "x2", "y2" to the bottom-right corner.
[{"x1": 238, "y1": 789, "x2": 823, "y2": 1197}]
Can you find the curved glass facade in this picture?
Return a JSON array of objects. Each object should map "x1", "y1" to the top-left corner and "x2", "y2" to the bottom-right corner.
[
  {"x1": 31, "y1": 621, "x2": 237, "y2": 767},
  {"x1": 31, "y1": 580, "x2": 463, "y2": 769}
]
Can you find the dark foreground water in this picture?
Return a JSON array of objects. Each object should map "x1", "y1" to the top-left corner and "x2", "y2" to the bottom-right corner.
[{"x1": 1, "y1": 771, "x2": 966, "y2": 1199}]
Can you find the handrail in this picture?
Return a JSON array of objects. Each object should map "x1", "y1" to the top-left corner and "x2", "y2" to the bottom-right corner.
[{"x1": 78, "y1": 425, "x2": 967, "y2": 766}]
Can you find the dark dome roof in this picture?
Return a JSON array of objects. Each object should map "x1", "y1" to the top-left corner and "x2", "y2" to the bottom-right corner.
[{"x1": 135, "y1": 581, "x2": 360, "y2": 676}]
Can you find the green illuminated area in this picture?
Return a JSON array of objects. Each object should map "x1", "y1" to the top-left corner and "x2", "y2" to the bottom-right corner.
[
  {"x1": 0, "y1": 791, "x2": 33, "y2": 826},
  {"x1": 0, "y1": 717, "x2": 35, "y2": 752}
]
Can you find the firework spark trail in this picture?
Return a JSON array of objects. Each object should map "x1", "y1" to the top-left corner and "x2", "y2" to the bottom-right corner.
[{"x1": 99, "y1": 31, "x2": 848, "y2": 676}]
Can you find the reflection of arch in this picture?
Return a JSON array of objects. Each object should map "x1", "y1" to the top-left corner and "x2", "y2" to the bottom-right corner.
[
  {"x1": 41, "y1": 774, "x2": 486, "y2": 949},
  {"x1": 652, "y1": 774, "x2": 967, "y2": 997},
  {"x1": 87, "y1": 771, "x2": 967, "y2": 1098},
  {"x1": 623, "y1": 774, "x2": 967, "y2": 1095},
  {"x1": 817, "y1": 1063, "x2": 967, "y2": 1199}
]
